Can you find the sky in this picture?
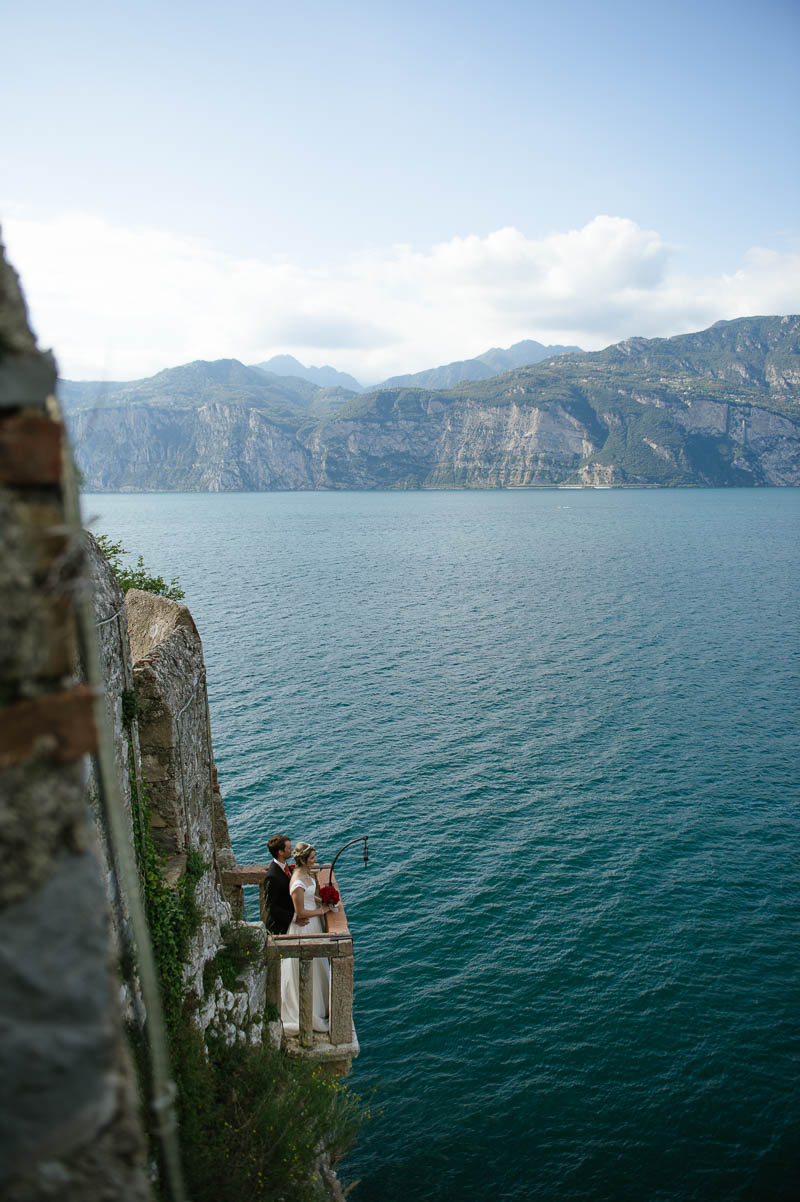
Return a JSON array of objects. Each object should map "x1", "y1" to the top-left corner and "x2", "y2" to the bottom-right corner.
[{"x1": 2, "y1": 0, "x2": 798, "y2": 384}]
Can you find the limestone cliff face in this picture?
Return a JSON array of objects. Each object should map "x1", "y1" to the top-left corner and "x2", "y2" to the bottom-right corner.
[
  {"x1": 70, "y1": 402, "x2": 317, "y2": 490},
  {"x1": 86, "y1": 535, "x2": 139, "y2": 842},
  {"x1": 672, "y1": 399, "x2": 800, "y2": 485},
  {"x1": 70, "y1": 390, "x2": 800, "y2": 489},
  {"x1": 308, "y1": 395, "x2": 598, "y2": 487},
  {"x1": 82, "y1": 538, "x2": 273, "y2": 1048}
]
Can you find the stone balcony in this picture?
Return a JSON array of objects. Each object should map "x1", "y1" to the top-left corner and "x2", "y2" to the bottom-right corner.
[{"x1": 221, "y1": 864, "x2": 358, "y2": 1070}]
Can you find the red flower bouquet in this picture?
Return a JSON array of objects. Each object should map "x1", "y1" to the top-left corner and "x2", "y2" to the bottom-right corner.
[{"x1": 319, "y1": 884, "x2": 340, "y2": 906}]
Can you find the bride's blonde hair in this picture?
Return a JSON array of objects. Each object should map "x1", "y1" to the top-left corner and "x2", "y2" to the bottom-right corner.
[{"x1": 293, "y1": 841, "x2": 315, "y2": 866}]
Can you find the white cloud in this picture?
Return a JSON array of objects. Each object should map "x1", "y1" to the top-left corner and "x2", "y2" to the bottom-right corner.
[{"x1": 2, "y1": 213, "x2": 798, "y2": 385}]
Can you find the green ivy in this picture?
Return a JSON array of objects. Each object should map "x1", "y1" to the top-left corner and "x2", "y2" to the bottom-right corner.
[
  {"x1": 121, "y1": 689, "x2": 138, "y2": 727},
  {"x1": 203, "y1": 921, "x2": 263, "y2": 994},
  {"x1": 180, "y1": 848, "x2": 207, "y2": 939},
  {"x1": 130, "y1": 772, "x2": 206, "y2": 1032}
]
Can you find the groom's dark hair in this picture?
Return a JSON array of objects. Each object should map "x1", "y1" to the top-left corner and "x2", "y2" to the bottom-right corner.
[{"x1": 268, "y1": 833, "x2": 290, "y2": 858}]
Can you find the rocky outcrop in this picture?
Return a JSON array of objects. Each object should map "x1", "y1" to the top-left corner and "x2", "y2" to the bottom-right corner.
[
  {"x1": 120, "y1": 586, "x2": 270, "y2": 1030},
  {"x1": 125, "y1": 586, "x2": 236, "y2": 878},
  {"x1": 127, "y1": 590, "x2": 222, "y2": 861}
]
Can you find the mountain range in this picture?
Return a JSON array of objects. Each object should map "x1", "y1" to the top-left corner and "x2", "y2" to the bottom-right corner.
[
  {"x1": 59, "y1": 358, "x2": 354, "y2": 421},
  {"x1": 64, "y1": 317, "x2": 800, "y2": 490},
  {"x1": 378, "y1": 339, "x2": 581, "y2": 389},
  {"x1": 250, "y1": 354, "x2": 364, "y2": 393},
  {"x1": 59, "y1": 336, "x2": 582, "y2": 413}
]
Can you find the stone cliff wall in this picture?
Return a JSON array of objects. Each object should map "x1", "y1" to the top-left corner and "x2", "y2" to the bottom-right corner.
[
  {"x1": 84, "y1": 534, "x2": 142, "y2": 941},
  {"x1": 126, "y1": 588, "x2": 226, "y2": 866},
  {"x1": 672, "y1": 398, "x2": 800, "y2": 486},
  {"x1": 0, "y1": 235, "x2": 151, "y2": 1201}
]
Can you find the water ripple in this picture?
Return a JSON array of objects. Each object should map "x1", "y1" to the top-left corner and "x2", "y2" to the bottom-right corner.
[{"x1": 85, "y1": 488, "x2": 800, "y2": 1202}]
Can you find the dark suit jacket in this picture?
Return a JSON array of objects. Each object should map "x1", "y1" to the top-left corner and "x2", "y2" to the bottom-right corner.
[{"x1": 265, "y1": 861, "x2": 294, "y2": 934}]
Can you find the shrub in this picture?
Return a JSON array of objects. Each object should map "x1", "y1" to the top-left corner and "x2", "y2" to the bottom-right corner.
[
  {"x1": 174, "y1": 1026, "x2": 366, "y2": 1202},
  {"x1": 131, "y1": 775, "x2": 207, "y2": 1032},
  {"x1": 95, "y1": 534, "x2": 185, "y2": 600}
]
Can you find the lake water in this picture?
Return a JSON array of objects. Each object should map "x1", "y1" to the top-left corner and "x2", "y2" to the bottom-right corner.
[{"x1": 83, "y1": 488, "x2": 800, "y2": 1201}]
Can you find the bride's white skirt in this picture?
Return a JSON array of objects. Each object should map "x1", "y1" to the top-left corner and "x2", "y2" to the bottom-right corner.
[{"x1": 280, "y1": 916, "x2": 330, "y2": 1033}]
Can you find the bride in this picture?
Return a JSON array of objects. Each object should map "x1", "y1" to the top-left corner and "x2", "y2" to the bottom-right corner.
[{"x1": 280, "y1": 841, "x2": 333, "y2": 1033}]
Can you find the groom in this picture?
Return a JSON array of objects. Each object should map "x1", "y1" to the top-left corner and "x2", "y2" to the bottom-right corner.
[{"x1": 265, "y1": 833, "x2": 307, "y2": 934}]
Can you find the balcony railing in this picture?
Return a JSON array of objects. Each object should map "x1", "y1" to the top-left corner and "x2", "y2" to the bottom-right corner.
[{"x1": 221, "y1": 864, "x2": 357, "y2": 1063}]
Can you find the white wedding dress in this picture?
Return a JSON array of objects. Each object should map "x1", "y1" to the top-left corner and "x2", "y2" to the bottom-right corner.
[{"x1": 280, "y1": 878, "x2": 330, "y2": 1033}]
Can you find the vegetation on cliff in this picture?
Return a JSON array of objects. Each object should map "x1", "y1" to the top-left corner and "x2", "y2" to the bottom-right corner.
[
  {"x1": 96, "y1": 535, "x2": 186, "y2": 601},
  {"x1": 446, "y1": 315, "x2": 800, "y2": 419},
  {"x1": 173, "y1": 1033, "x2": 366, "y2": 1202}
]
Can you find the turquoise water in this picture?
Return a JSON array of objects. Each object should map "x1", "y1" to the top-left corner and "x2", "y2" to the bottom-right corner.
[{"x1": 84, "y1": 489, "x2": 800, "y2": 1201}]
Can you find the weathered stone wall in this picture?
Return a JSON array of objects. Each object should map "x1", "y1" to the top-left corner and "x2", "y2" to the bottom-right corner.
[
  {"x1": 0, "y1": 234, "x2": 150, "y2": 1200},
  {"x1": 87, "y1": 535, "x2": 138, "y2": 834},
  {"x1": 198, "y1": 923, "x2": 270, "y2": 1046},
  {"x1": 83, "y1": 533, "x2": 143, "y2": 975}
]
